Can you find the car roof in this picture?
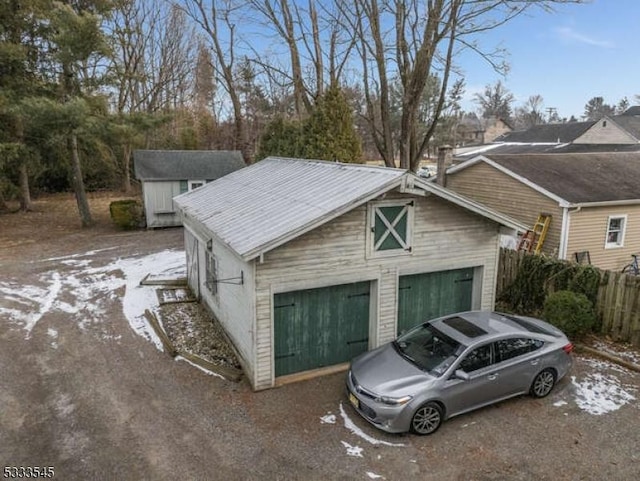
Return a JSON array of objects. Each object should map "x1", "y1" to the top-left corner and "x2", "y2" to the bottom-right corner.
[{"x1": 430, "y1": 311, "x2": 555, "y2": 345}]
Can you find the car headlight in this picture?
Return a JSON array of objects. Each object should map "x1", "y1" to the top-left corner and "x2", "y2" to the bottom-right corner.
[{"x1": 375, "y1": 395, "x2": 413, "y2": 406}]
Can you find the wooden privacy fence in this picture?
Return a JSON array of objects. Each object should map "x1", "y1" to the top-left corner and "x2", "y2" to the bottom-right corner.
[{"x1": 497, "y1": 248, "x2": 640, "y2": 347}]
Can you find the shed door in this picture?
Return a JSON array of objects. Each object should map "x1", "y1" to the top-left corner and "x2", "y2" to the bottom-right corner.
[
  {"x1": 397, "y1": 268, "x2": 474, "y2": 335},
  {"x1": 274, "y1": 281, "x2": 370, "y2": 377}
]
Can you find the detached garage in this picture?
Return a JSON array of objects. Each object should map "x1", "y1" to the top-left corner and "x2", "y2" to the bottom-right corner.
[{"x1": 175, "y1": 157, "x2": 525, "y2": 390}]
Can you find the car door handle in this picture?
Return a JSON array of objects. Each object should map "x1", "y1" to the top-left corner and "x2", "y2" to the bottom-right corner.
[
  {"x1": 530, "y1": 359, "x2": 540, "y2": 366},
  {"x1": 487, "y1": 374, "x2": 499, "y2": 381}
]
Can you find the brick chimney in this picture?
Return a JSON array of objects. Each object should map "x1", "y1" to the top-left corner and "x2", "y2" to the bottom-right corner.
[{"x1": 436, "y1": 145, "x2": 453, "y2": 186}]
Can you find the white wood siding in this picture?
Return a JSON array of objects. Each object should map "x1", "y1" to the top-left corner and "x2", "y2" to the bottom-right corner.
[
  {"x1": 567, "y1": 205, "x2": 640, "y2": 271},
  {"x1": 183, "y1": 217, "x2": 257, "y2": 386},
  {"x1": 253, "y1": 193, "x2": 501, "y2": 389},
  {"x1": 142, "y1": 180, "x2": 183, "y2": 228}
]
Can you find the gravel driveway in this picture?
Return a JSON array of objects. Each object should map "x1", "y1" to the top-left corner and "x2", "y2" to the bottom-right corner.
[{"x1": 1, "y1": 195, "x2": 639, "y2": 480}]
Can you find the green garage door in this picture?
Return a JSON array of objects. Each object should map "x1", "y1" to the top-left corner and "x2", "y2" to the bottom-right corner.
[
  {"x1": 397, "y1": 268, "x2": 474, "y2": 335},
  {"x1": 274, "y1": 281, "x2": 370, "y2": 377}
]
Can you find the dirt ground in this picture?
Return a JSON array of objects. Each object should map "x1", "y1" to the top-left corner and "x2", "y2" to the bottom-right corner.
[{"x1": 1, "y1": 192, "x2": 640, "y2": 481}]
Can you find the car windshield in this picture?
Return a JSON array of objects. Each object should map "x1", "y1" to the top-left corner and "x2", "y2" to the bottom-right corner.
[{"x1": 393, "y1": 323, "x2": 464, "y2": 376}]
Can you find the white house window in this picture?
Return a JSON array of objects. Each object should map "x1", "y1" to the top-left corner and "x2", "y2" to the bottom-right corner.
[
  {"x1": 189, "y1": 180, "x2": 206, "y2": 190},
  {"x1": 205, "y1": 251, "x2": 218, "y2": 295},
  {"x1": 605, "y1": 215, "x2": 627, "y2": 248},
  {"x1": 368, "y1": 200, "x2": 414, "y2": 257}
]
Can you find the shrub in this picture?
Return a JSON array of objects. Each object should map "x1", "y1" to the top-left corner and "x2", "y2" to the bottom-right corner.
[
  {"x1": 109, "y1": 199, "x2": 143, "y2": 230},
  {"x1": 543, "y1": 290, "x2": 596, "y2": 339}
]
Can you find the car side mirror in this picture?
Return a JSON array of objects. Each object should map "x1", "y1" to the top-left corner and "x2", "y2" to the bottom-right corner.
[{"x1": 455, "y1": 369, "x2": 470, "y2": 381}]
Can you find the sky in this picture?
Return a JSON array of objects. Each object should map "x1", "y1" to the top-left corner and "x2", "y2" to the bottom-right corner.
[{"x1": 456, "y1": 0, "x2": 639, "y2": 120}]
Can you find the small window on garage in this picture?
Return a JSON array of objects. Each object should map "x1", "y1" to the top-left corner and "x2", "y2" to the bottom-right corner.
[
  {"x1": 605, "y1": 215, "x2": 627, "y2": 249},
  {"x1": 189, "y1": 180, "x2": 205, "y2": 190},
  {"x1": 368, "y1": 200, "x2": 414, "y2": 257},
  {"x1": 496, "y1": 338, "x2": 543, "y2": 362},
  {"x1": 205, "y1": 251, "x2": 218, "y2": 295}
]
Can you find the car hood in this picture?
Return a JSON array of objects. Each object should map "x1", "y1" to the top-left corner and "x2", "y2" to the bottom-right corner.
[{"x1": 351, "y1": 343, "x2": 434, "y2": 397}]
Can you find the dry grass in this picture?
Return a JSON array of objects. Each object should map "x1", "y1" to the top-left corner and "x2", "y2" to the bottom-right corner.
[{"x1": 0, "y1": 191, "x2": 140, "y2": 261}]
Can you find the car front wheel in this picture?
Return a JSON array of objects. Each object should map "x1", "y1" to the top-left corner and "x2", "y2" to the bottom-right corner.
[
  {"x1": 530, "y1": 369, "x2": 556, "y2": 398},
  {"x1": 410, "y1": 402, "x2": 443, "y2": 435}
]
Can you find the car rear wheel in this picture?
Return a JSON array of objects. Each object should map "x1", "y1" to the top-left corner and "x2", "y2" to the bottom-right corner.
[
  {"x1": 530, "y1": 369, "x2": 556, "y2": 398},
  {"x1": 410, "y1": 402, "x2": 443, "y2": 435}
]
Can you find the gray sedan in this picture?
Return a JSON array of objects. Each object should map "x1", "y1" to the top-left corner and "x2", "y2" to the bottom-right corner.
[{"x1": 346, "y1": 311, "x2": 573, "y2": 435}]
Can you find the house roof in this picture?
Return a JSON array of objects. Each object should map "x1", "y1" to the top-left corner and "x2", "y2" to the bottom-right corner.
[
  {"x1": 175, "y1": 157, "x2": 525, "y2": 261},
  {"x1": 493, "y1": 121, "x2": 595, "y2": 143},
  {"x1": 455, "y1": 142, "x2": 640, "y2": 160},
  {"x1": 448, "y1": 152, "x2": 640, "y2": 205},
  {"x1": 622, "y1": 106, "x2": 640, "y2": 116},
  {"x1": 133, "y1": 150, "x2": 245, "y2": 181},
  {"x1": 609, "y1": 114, "x2": 640, "y2": 141}
]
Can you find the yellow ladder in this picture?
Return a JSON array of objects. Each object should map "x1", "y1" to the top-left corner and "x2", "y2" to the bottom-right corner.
[{"x1": 517, "y1": 214, "x2": 552, "y2": 254}]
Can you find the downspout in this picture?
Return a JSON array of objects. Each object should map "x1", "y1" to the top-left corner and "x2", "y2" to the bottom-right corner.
[{"x1": 559, "y1": 206, "x2": 582, "y2": 260}]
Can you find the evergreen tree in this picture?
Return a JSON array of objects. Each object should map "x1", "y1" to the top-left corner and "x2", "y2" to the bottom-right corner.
[{"x1": 301, "y1": 85, "x2": 362, "y2": 162}]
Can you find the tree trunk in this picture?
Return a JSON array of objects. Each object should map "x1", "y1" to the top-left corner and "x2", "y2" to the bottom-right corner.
[
  {"x1": 122, "y1": 144, "x2": 132, "y2": 194},
  {"x1": 18, "y1": 160, "x2": 33, "y2": 211},
  {"x1": 0, "y1": 189, "x2": 9, "y2": 213},
  {"x1": 68, "y1": 133, "x2": 94, "y2": 227}
]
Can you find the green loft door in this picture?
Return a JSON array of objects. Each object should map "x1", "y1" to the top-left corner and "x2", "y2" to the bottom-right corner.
[
  {"x1": 397, "y1": 268, "x2": 474, "y2": 335},
  {"x1": 274, "y1": 281, "x2": 370, "y2": 377}
]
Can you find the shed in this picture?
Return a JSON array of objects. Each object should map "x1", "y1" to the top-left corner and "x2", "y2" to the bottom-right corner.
[
  {"x1": 134, "y1": 150, "x2": 245, "y2": 228},
  {"x1": 175, "y1": 157, "x2": 525, "y2": 390}
]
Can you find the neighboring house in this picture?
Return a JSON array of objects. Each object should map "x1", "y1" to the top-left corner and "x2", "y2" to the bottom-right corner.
[
  {"x1": 455, "y1": 110, "x2": 640, "y2": 161},
  {"x1": 134, "y1": 150, "x2": 245, "y2": 228},
  {"x1": 574, "y1": 107, "x2": 640, "y2": 145},
  {"x1": 444, "y1": 152, "x2": 640, "y2": 271},
  {"x1": 455, "y1": 114, "x2": 512, "y2": 147},
  {"x1": 175, "y1": 157, "x2": 524, "y2": 390}
]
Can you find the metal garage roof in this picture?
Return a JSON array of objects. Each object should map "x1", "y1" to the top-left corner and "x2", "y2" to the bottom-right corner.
[
  {"x1": 174, "y1": 157, "x2": 406, "y2": 260},
  {"x1": 175, "y1": 157, "x2": 525, "y2": 261}
]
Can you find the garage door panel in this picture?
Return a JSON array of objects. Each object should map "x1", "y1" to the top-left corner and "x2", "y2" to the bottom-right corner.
[
  {"x1": 274, "y1": 282, "x2": 370, "y2": 377},
  {"x1": 398, "y1": 268, "x2": 474, "y2": 335}
]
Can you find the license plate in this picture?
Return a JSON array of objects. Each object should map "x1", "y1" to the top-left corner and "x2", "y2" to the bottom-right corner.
[{"x1": 349, "y1": 392, "x2": 359, "y2": 409}]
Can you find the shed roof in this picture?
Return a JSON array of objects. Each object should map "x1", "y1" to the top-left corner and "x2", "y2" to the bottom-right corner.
[
  {"x1": 175, "y1": 157, "x2": 525, "y2": 261},
  {"x1": 449, "y1": 152, "x2": 640, "y2": 205},
  {"x1": 133, "y1": 150, "x2": 245, "y2": 181}
]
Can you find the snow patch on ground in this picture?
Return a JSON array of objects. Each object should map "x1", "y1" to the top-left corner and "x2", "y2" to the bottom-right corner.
[
  {"x1": 320, "y1": 413, "x2": 337, "y2": 424},
  {"x1": 553, "y1": 400, "x2": 568, "y2": 407},
  {"x1": 47, "y1": 328, "x2": 58, "y2": 349},
  {"x1": 591, "y1": 341, "x2": 640, "y2": 366},
  {"x1": 341, "y1": 441, "x2": 363, "y2": 458},
  {"x1": 571, "y1": 373, "x2": 636, "y2": 415},
  {"x1": 581, "y1": 356, "x2": 632, "y2": 375},
  {"x1": 0, "y1": 248, "x2": 186, "y2": 350},
  {"x1": 366, "y1": 472, "x2": 384, "y2": 479},
  {"x1": 339, "y1": 403, "x2": 404, "y2": 447},
  {"x1": 175, "y1": 356, "x2": 224, "y2": 379}
]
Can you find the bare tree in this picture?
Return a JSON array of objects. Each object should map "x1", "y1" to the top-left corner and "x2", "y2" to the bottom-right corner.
[
  {"x1": 110, "y1": 0, "x2": 196, "y2": 114},
  {"x1": 339, "y1": 0, "x2": 583, "y2": 171},
  {"x1": 180, "y1": 0, "x2": 251, "y2": 161}
]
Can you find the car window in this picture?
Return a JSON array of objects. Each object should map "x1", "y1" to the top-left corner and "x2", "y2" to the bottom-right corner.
[
  {"x1": 496, "y1": 338, "x2": 544, "y2": 362},
  {"x1": 394, "y1": 323, "x2": 464, "y2": 376},
  {"x1": 459, "y1": 344, "x2": 493, "y2": 372}
]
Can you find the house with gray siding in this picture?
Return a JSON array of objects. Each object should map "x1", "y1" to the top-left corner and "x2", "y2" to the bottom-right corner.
[
  {"x1": 134, "y1": 150, "x2": 245, "y2": 228},
  {"x1": 174, "y1": 157, "x2": 525, "y2": 390}
]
